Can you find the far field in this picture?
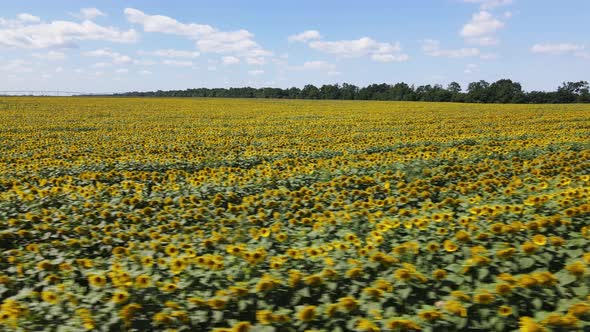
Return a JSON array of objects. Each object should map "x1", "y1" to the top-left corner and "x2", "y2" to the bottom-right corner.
[{"x1": 0, "y1": 98, "x2": 589, "y2": 331}]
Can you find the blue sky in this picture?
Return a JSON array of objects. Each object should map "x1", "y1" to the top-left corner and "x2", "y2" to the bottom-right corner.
[{"x1": 1, "y1": 0, "x2": 588, "y2": 93}]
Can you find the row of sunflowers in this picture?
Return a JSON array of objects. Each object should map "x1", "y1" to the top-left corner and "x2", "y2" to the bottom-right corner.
[{"x1": 0, "y1": 97, "x2": 589, "y2": 331}]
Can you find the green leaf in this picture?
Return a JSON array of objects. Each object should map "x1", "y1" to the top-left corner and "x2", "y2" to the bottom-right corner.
[
  {"x1": 519, "y1": 257, "x2": 535, "y2": 269},
  {"x1": 567, "y1": 248, "x2": 583, "y2": 258},
  {"x1": 446, "y1": 264, "x2": 463, "y2": 273},
  {"x1": 212, "y1": 310, "x2": 224, "y2": 322},
  {"x1": 558, "y1": 273, "x2": 577, "y2": 286},
  {"x1": 572, "y1": 285, "x2": 588, "y2": 298},
  {"x1": 298, "y1": 287, "x2": 310, "y2": 297},
  {"x1": 446, "y1": 274, "x2": 464, "y2": 285},
  {"x1": 478, "y1": 268, "x2": 489, "y2": 280},
  {"x1": 532, "y1": 298, "x2": 543, "y2": 310},
  {"x1": 398, "y1": 287, "x2": 412, "y2": 299}
]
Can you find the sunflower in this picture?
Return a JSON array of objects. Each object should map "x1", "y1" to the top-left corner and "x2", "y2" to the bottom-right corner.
[
  {"x1": 76, "y1": 308, "x2": 95, "y2": 330},
  {"x1": 432, "y1": 269, "x2": 447, "y2": 280},
  {"x1": 161, "y1": 283, "x2": 178, "y2": 292},
  {"x1": 521, "y1": 242, "x2": 537, "y2": 254},
  {"x1": 275, "y1": 233, "x2": 287, "y2": 242},
  {"x1": 386, "y1": 318, "x2": 421, "y2": 330},
  {"x1": 498, "y1": 305, "x2": 513, "y2": 316},
  {"x1": 207, "y1": 298, "x2": 228, "y2": 310},
  {"x1": 111, "y1": 290, "x2": 129, "y2": 304},
  {"x1": 119, "y1": 303, "x2": 142, "y2": 325},
  {"x1": 356, "y1": 318, "x2": 380, "y2": 332},
  {"x1": 444, "y1": 300, "x2": 467, "y2": 317},
  {"x1": 543, "y1": 313, "x2": 579, "y2": 328},
  {"x1": 549, "y1": 236, "x2": 565, "y2": 247},
  {"x1": 338, "y1": 296, "x2": 359, "y2": 312},
  {"x1": 345, "y1": 267, "x2": 363, "y2": 279},
  {"x1": 288, "y1": 269, "x2": 303, "y2": 288},
  {"x1": 566, "y1": 261, "x2": 586, "y2": 277},
  {"x1": 443, "y1": 240, "x2": 458, "y2": 252},
  {"x1": 473, "y1": 290, "x2": 494, "y2": 304},
  {"x1": 259, "y1": 228, "x2": 270, "y2": 237},
  {"x1": 135, "y1": 274, "x2": 151, "y2": 288},
  {"x1": 141, "y1": 256, "x2": 154, "y2": 267},
  {"x1": 496, "y1": 248, "x2": 516, "y2": 259},
  {"x1": 152, "y1": 312, "x2": 172, "y2": 325},
  {"x1": 495, "y1": 283, "x2": 513, "y2": 296},
  {"x1": 532, "y1": 272, "x2": 557, "y2": 286},
  {"x1": 418, "y1": 309, "x2": 443, "y2": 321},
  {"x1": 169, "y1": 257, "x2": 187, "y2": 274},
  {"x1": 231, "y1": 321, "x2": 251, "y2": 332},
  {"x1": 88, "y1": 274, "x2": 107, "y2": 288},
  {"x1": 426, "y1": 242, "x2": 439, "y2": 252},
  {"x1": 394, "y1": 268, "x2": 413, "y2": 281},
  {"x1": 296, "y1": 305, "x2": 316, "y2": 322},
  {"x1": 373, "y1": 279, "x2": 393, "y2": 292},
  {"x1": 36, "y1": 260, "x2": 53, "y2": 271},
  {"x1": 363, "y1": 287, "x2": 384, "y2": 299},
  {"x1": 41, "y1": 291, "x2": 59, "y2": 305},
  {"x1": 455, "y1": 230, "x2": 470, "y2": 242},
  {"x1": 568, "y1": 302, "x2": 590, "y2": 317},
  {"x1": 532, "y1": 234, "x2": 547, "y2": 246},
  {"x1": 165, "y1": 244, "x2": 179, "y2": 257},
  {"x1": 256, "y1": 310, "x2": 273, "y2": 324},
  {"x1": 446, "y1": 291, "x2": 467, "y2": 303},
  {"x1": 304, "y1": 274, "x2": 323, "y2": 287}
]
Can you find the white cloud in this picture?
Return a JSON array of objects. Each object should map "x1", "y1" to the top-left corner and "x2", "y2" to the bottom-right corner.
[
  {"x1": 78, "y1": 8, "x2": 106, "y2": 20},
  {"x1": 480, "y1": 52, "x2": 498, "y2": 60},
  {"x1": 32, "y1": 50, "x2": 67, "y2": 60},
  {"x1": 421, "y1": 39, "x2": 480, "y2": 58},
  {"x1": 463, "y1": 0, "x2": 512, "y2": 10},
  {"x1": 162, "y1": 59, "x2": 194, "y2": 67},
  {"x1": 246, "y1": 57, "x2": 266, "y2": 65},
  {"x1": 139, "y1": 69, "x2": 152, "y2": 75},
  {"x1": 248, "y1": 69, "x2": 264, "y2": 76},
  {"x1": 124, "y1": 8, "x2": 214, "y2": 37},
  {"x1": 140, "y1": 49, "x2": 200, "y2": 58},
  {"x1": 133, "y1": 59, "x2": 157, "y2": 66},
  {"x1": 371, "y1": 53, "x2": 409, "y2": 62},
  {"x1": 310, "y1": 37, "x2": 397, "y2": 57},
  {"x1": 306, "y1": 36, "x2": 409, "y2": 62},
  {"x1": 0, "y1": 13, "x2": 41, "y2": 28},
  {"x1": 464, "y1": 63, "x2": 478, "y2": 74},
  {"x1": 461, "y1": 11, "x2": 504, "y2": 45},
  {"x1": 0, "y1": 60, "x2": 33, "y2": 73},
  {"x1": 116, "y1": 68, "x2": 129, "y2": 74},
  {"x1": 300, "y1": 60, "x2": 336, "y2": 71},
  {"x1": 575, "y1": 52, "x2": 590, "y2": 60},
  {"x1": 17, "y1": 13, "x2": 41, "y2": 23},
  {"x1": 55, "y1": 66, "x2": 63, "y2": 73},
  {"x1": 91, "y1": 62, "x2": 111, "y2": 68},
  {"x1": 0, "y1": 14, "x2": 137, "y2": 49},
  {"x1": 530, "y1": 43, "x2": 585, "y2": 55},
  {"x1": 83, "y1": 48, "x2": 133, "y2": 64},
  {"x1": 222, "y1": 56, "x2": 240, "y2": 65},
  {"x1": 124, "y1": 8, "x2": 271, "y2": 59},
  {"x1": 288, "y1": 30, "x2": 321, "y2": 42}
]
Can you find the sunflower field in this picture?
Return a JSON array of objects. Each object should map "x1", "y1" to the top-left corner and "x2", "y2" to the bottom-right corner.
[{"x1": 0, "y1": 97, "x2": 589, "y2": 332}]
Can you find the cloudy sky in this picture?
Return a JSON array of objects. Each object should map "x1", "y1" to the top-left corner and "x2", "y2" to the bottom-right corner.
[{"x1": 1, "y1": 0, "x2": 588, "y2": 93}]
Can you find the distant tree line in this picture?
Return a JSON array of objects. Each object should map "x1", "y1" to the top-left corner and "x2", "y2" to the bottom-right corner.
[{"x1": 112, "y1": 80, "x2": 590, "y2": 103}]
